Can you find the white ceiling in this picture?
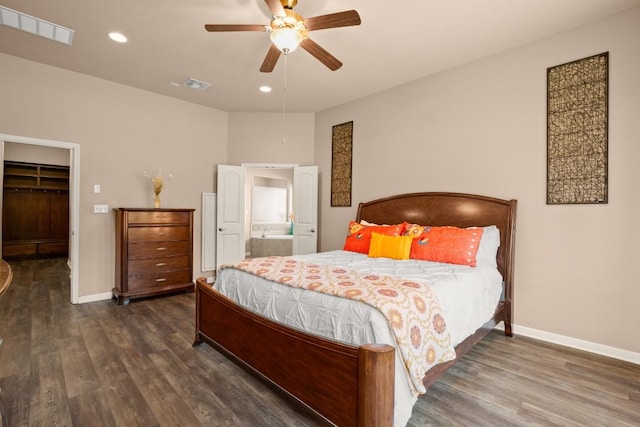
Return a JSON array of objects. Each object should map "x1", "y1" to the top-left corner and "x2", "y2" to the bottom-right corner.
[{"x1": 1, "y1": 0, "x2": 638, "y2": 113}]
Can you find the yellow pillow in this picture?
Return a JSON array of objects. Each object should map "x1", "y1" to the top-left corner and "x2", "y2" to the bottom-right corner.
[{"x1": 368, "y1": 232, "x2": 412, "y2": 260}]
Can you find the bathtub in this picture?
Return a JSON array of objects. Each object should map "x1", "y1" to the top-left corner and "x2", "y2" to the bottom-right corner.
[{"x1": 251, "y1": 235, "x2": 293, "y2": 257}]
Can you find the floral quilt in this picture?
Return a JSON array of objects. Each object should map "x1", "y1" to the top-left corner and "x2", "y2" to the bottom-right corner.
[{"x1": 225, "y1": 256, "x2": 456, "y2": 395}]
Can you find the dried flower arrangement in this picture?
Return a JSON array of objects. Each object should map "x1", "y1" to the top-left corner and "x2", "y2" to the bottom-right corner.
[{"x1": 144, "y1": 170, "x2": 173, "y2": 208}]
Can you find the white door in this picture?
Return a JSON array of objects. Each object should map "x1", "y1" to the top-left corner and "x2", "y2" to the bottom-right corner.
[
  {"x1": 292, "y1": 166, "x2": 318, "y2": 255},
  {"x1": 216, "y1": 165, "x2": 245, "y2": 269},
  {"x1": 201, "y1": 193, "x2": 217, "y2": 272}
]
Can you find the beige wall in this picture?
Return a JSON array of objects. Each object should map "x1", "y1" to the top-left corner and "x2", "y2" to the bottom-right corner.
[
  {"x1": 227, "y1": 112, "x2": 315, "y2": 166},
  {"x1": 315, "y1": 8, "x2": 640, "y2": 354},
  {"x1": 0, "y1": 53, "x2": 228, "y2": 298},
  {"x1": 5, "y1": 142, "x2": 70, "y2": 166}
]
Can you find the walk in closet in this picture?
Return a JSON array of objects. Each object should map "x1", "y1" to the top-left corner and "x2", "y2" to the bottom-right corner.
[{"x1": 2, "y1": 161, "x2": 70, "y2": 258}]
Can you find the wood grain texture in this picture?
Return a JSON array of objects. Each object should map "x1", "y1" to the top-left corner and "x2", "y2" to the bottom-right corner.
[
  {"x1": 114, "y1": 208, "x2": 195, "y2": 305},
  {"x1": 358, "y1": 344, "x2": 394, "y2": 427},
  {"x1": 195, "y1": 280, "x2": 379, "y2": 427},
  {"x1": 0, "y1": 258, "x2": 638, "y2": 426},
  {"x1": 3, "y1": 161, "x2": 70, "y2": 258}
]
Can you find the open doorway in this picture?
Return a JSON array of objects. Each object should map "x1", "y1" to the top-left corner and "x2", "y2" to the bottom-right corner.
[
  {"x1": 216, "y1": 164, "x2": 318, "y2": 269},
  {"x1": 0, "y1": 133, "x2": 80, "y2": 303},
  {"x1": 3, "y1": 143, "x2": 70, "y2": 259},
  {"x1": 246, "y1": 166, "x2": 294, "y2": 258}
]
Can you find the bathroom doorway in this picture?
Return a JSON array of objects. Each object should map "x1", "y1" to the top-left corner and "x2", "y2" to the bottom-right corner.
[
  {"x1": 215, "y1": 164, "x2": 318, "y2": 269},
  {"x1": 246, "y1": 167, "x2": 294, "y2": 257}
]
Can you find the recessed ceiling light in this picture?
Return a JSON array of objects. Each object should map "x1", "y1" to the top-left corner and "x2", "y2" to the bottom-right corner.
[
  {"x1": 260, "y1": 86, "x2": 272, "y2": 93},
  {"x1": 108, "y1": 31, "x2": 127, "y2": 43}
]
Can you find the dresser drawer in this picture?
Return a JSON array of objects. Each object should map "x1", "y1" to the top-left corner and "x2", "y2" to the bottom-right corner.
[
  {"x1": 128, "y1": 255, "x2": 190, "y2": 276},
  {"x1": 127, "y1": 211, "x2": 190, "y2": 225},
  {"x1": 126, "y1": 270, "x2": 192, "y2": 292},
  {"x1": 128, "y1": 226, "x2": 190, "y2": 242},
  {"x1": 128, "y1": 241, "x2": 190, "y2": 259}
]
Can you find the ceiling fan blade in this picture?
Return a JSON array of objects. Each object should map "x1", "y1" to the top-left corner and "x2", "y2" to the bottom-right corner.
[
  {"x1": 300, "y1": 38, "x2": 342, "y2": 71},
  {"x1": 260, "y1": 44, "x2": 282, "y2": 73},
  {"x1": 264, "y1": 0, "x2": 285, "y2": 16},
  {"x1": 304, "y1": 10, "x2": 361, "y2": 31},
  {"x1": 205, "y1": 24, "x2": 266, "y2": 32}
]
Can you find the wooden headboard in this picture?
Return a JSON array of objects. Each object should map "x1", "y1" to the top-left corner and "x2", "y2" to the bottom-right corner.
[{"x1": 356, "y1": 192, "x2": 517, "y2": 326}]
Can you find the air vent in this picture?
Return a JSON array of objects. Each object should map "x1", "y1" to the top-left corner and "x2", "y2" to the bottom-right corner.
[
  {"x1": 182, "y1": 78, "x2": 211, "y2": 91},
  {"x1": 0, "y1": 5, "x2": 74, "y2": 45}
]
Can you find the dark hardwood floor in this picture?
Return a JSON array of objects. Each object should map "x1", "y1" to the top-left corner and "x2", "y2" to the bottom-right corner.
[{"x1": 0, "y1": 258, "x2": 638, "y2": 426}]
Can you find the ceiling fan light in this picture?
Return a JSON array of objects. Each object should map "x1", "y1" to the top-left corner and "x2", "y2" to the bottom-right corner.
[{"x1": 270, "y1": 27, "x2": 302, "y2": 53}]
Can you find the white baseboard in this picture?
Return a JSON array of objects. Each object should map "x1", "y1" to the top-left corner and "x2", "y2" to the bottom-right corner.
[
  {"x1": 77, "y1": 292, "x2": 113, "y2": 304},
  {"x1": 496, "y1": 323, "x2": 640, "y2": 365}
]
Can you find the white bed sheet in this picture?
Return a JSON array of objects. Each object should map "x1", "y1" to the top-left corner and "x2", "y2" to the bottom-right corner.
[{"x1": 213, "y1": 250, "x2": 503, "y2": 427}]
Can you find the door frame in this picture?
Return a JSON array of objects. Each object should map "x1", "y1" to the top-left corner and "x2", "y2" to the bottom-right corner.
[
  {"x1": 0, "y1": 133, "x2": 81, "y2": 304},
  {"x1": 216, "y1": 163, "x2": 317, "y2": 267}
]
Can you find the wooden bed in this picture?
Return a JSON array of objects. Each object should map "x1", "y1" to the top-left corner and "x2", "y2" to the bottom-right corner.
[{"x1": 194, "y1": 192, "x2": 517, "y2": 426}]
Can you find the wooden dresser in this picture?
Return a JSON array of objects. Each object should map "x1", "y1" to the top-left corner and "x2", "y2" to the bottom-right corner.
[{"x1": 114, "y1": 208, "x2": 195, "y2": 305}]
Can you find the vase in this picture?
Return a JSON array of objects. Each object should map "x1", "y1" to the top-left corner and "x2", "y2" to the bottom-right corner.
[
  {"x1": 154, "y1": 193, "x2": 161, "y2": 208},
  {"x1": 289, "y1": 220, "x2": 294, "y2": 235}
]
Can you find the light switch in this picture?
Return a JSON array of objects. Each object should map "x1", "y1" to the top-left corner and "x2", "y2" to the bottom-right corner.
[
  {"x1": 93, "y1": 184, "x2": 101, "y2": 193},
  {"x1": 94, "y1": 204, "x2": 109, "y2": 214}
]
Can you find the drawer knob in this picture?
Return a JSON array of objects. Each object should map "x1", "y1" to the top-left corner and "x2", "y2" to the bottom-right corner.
[
  {"x1": 156, "y1": 247, "x2": 167, "y2": 251},
  {"x1": 156, "y1": 278, "x2": 167, "y2": 282},
  {"x1": 156, "y1": 262, "x2": 167, "y2": 267}
]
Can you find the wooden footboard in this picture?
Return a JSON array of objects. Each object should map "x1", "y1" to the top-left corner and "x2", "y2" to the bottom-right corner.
[{"x1": 194, "y1": 278, "x2": 395, "y2": 427}]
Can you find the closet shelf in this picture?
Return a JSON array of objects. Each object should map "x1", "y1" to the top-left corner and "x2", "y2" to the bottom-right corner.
[{"x1": 3, "y1": 161, "x2": 69, "y2": 191}]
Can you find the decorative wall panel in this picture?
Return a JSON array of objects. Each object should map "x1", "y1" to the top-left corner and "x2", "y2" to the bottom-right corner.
[
  {"x1": 331, "y1": 121, "x2": 353, "y2": 207},
  {"x1": 547, "y1": 52, "x2": 608, "y2": 204}
]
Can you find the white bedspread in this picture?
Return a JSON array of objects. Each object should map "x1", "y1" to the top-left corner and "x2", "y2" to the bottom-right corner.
[{"x1": 213, "y1": 250, "x2": 503, "y2": 427}]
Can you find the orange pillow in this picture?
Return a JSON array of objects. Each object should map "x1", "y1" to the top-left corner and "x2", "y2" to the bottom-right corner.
[
  {"x1": 408, "y1": 225, "x2": 484, "y2": 267},
  {"x1": 368, "y1": 232, "x2": 412, "y2": 260},
  {"x1": 343, "y1": 221, "x2": 406, "y2": 254}
]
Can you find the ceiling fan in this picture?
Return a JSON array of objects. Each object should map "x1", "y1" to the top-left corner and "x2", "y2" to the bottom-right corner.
[{"x1": 205, "y1": 0, "x2": 361, "y2": 72}]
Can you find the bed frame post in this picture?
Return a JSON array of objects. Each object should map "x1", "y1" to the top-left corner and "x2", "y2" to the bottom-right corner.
[
  {"x1": 193, "y1": 277, "x2": 204, "y2": 346},
  {"x1": 357, "y1": 344, "x2": 395, "y2": 427},
  {"x1": 502, "y1": 198, "x2": 517, "y2": 337}
]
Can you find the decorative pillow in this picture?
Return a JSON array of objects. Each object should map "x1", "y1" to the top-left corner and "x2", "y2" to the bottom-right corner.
[
  {"x1": 343, "y1": 221, "x2": 405, "y2": 254},
  {"x1": 404, "y1": 223, "x2": 430, "y2": 239},
  {"x1": 368, "y1": 232, "x2": 413, "y2": 260},
  {"x1": 476, "y1": 225, "x2": 501, "y2": 267},
  {"x1": 359, "y1": 220, "x2": 381, "y2": 226},
  {"x1": 407, "y1": 225, "x2": 484, "y2": 267}
]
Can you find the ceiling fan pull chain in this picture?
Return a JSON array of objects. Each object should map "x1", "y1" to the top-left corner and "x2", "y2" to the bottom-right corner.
[{"x1": 282, "y1": 51, "x2": 288, "y2": 144}]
